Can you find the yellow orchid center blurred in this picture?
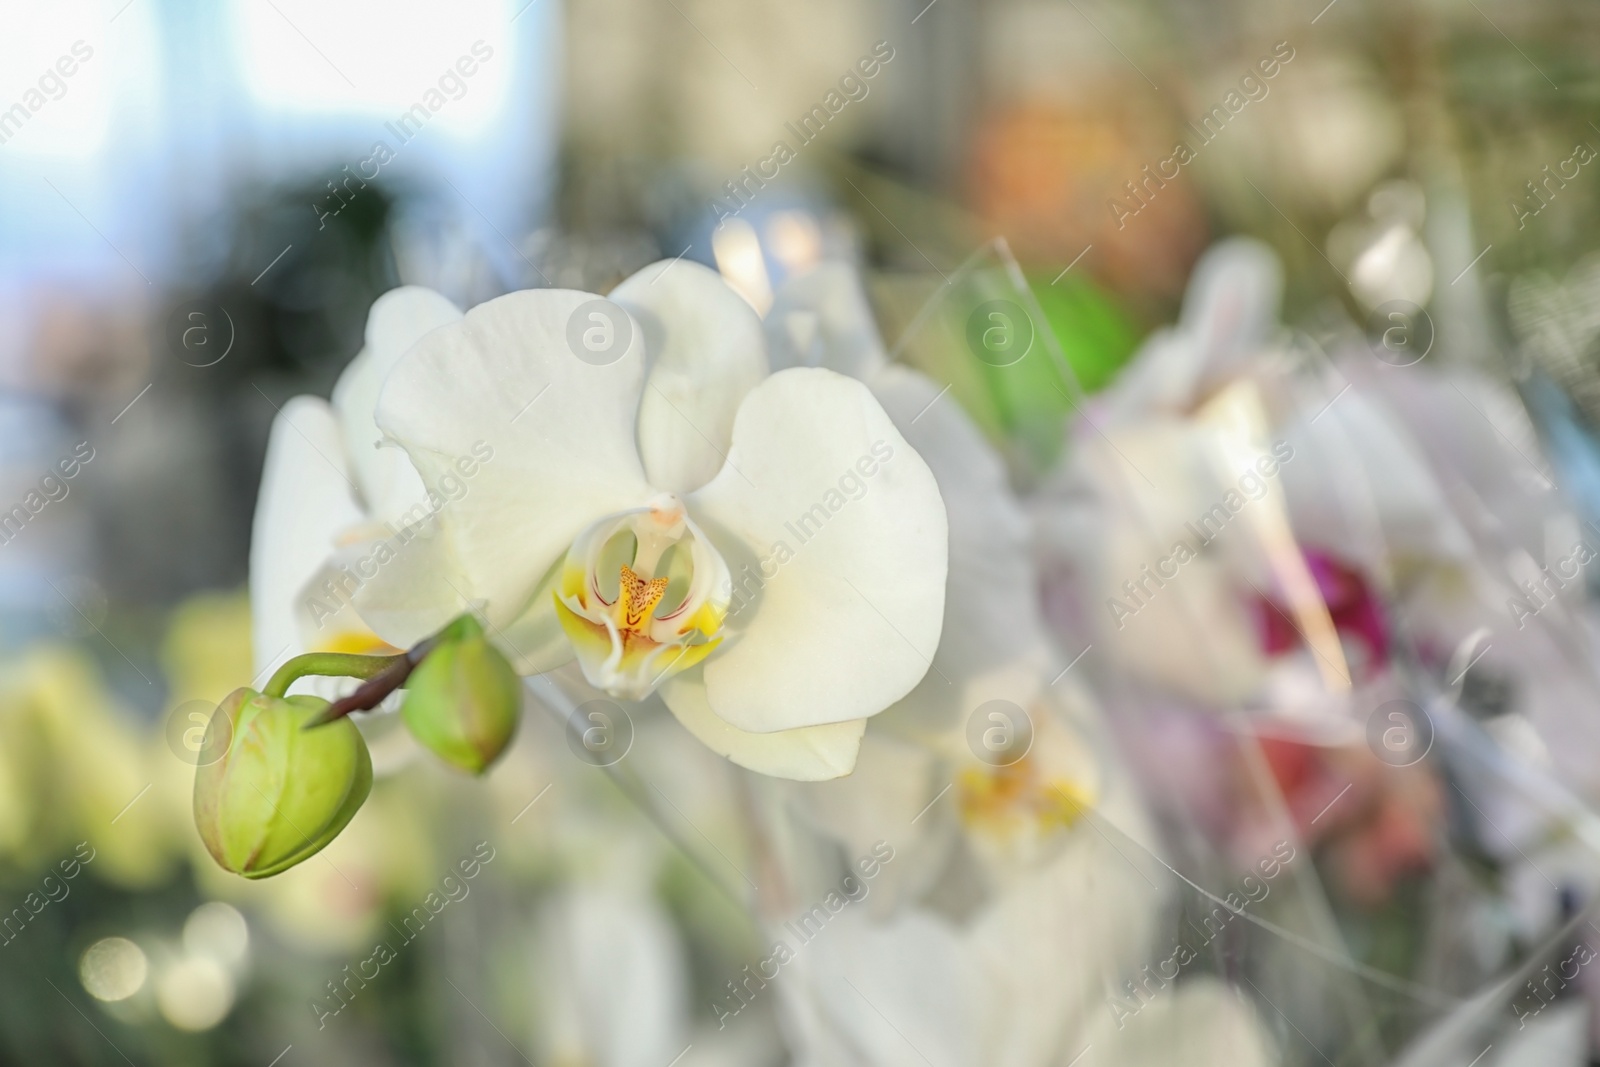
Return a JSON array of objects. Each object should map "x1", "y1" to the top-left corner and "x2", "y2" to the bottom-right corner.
[
  {"x1": 957, "y1": 755, "x2": 1094, "y2": 839},
  {"x1": 315, "y1": 630, "x2": 402, "y2": 657}
]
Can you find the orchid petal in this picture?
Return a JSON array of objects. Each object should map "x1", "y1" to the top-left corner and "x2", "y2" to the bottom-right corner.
[
  {"x1": 869, "y1": 365, "x2": 1049, "y2": 732},
  {"x1": 496, "y1": 569, "x2": 577, "y2": 674},
  {"x1": 688, "y1": 368, "x2": 948, "y2": 732},
  {"x1": 249, "y1": 397, "x2": 365, "y2": 678},
  {"x1": 1282, "y1": 386, "x2": 1469, "y2": 566},
  {"x1": 973, "y1": 835, "x2": 1159, "y2": 1060},
  {"x1": 533, "y1": 888, "x2": 688, "y2": 1067},
  {"x1": 1085, "y1": 978, "x2": 1276, "y2": 1067},
  {"x1": 661, "y1": 671, "x2": 865, "y2": 781},
  {"x1": 611, "y1": 260, "x2": 769, "y2": 494},
  {"x1": 374, "y1": 288, "x2": 655, "y2": 626},
  {"x1": 345, "y1": 512, "x2": 573, "y2": 674},
  {"x1": 1105, "y1": 238, "x2": 1281, "y2": 421},
  {"x1": 332, "y1": 286, "x2": 462, "y2": 524},
  {"x1": 1080, "y1": 420, "x2": 1268, "y2": 706},
  {"x1": 1181, "y1": 237, "x2": 1282, "y2": 391},
  {"x1": 791, "y1": 731, "x2": 954, "y2": 910},
  {"x1": 796, "y1": 908, "x2": 1002, "y2": 1067},
  {"x1": 339, "y1": 516, "x2": 470, "y2": 649}
]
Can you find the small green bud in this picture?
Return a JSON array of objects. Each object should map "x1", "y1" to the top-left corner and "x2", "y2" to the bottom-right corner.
[
  {"x1": 401, "y1": 617, "x2": 521, "y2": 774},
  {"x1": 193, "y1": 688, "x2": 372, "y2": 878}
]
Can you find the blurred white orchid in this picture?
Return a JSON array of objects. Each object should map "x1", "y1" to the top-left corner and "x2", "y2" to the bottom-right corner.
[
  {"x1": 1036, "y1": 239, "x2": 1286, "y2": 707},
  {"x1": 746, "y1": 261, "x2": 1280, "y2": 1066},
  {"x1": 484, "y1": 703, "x2": 782, "y2": 1067},
  {"x1": 777, "y1": 668, "x2": 1268, "y2": 1066},
  {"x1": 1095, "y1": 238, "x2": 1283, "y2": 424},
  {"x1": 532, "y1": 886, "x2": 690, "y2": 1067},
  {"x1": 785, "y1": 896, "x2": 1276, "y2": 1067}
]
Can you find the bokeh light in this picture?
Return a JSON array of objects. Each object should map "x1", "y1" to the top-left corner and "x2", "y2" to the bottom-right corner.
[
  {"x1": 155, "y1": 956, "x2": 234, "y2": 1032},
  {"x1": 79, "y1": 937, "x2": 148, "y2": 1003},
  {"x1": 182, "y1": 901, "x2": 250, "y2": 970}
]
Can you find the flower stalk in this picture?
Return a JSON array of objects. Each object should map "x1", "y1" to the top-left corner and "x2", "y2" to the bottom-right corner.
[
  {"x1": 259, "y1": 615, "x2": 481, "y2": 729},
  {"x1": 263, "y1": 652, "x2": 406, "y2": 700}
]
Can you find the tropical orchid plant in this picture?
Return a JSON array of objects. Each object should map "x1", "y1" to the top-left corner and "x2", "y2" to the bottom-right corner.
[{"x1": 201, "y1": 258, "x2": 950, "y2": 877}]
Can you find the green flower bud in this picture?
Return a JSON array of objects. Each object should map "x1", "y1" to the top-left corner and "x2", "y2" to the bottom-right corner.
[
  {"x1": 193, "y1": 688, "x2": 372, "y2": 879},
  {"x1": 401, "y1": 618, "x2": 521, "y2": 774}
]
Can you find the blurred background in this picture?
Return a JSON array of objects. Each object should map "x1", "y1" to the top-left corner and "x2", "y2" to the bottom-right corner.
[{"x1": 4, "y1": 0, "x2": 1600, "y2": 1063}]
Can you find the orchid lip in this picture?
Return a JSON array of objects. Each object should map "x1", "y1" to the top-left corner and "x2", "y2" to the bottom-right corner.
[{"x1": 554, "y1": 493, "x2": 732, "y2": 700}]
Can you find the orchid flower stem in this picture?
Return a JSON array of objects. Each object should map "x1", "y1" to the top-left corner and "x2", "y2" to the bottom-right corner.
[
  {"x1": 279, "y1": 615, "x2": 480, "y2": 729},
  {"x1": 264, "y1": 653, "x2": 405, "y2": 701}
]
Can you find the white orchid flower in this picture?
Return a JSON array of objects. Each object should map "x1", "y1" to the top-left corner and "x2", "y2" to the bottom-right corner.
[
  {"x1": 250, "y1": 285, "x2": 464, "y2": 685},
  {"x1": 339, "y1": 260, "x2": 948, "y2": 781}
]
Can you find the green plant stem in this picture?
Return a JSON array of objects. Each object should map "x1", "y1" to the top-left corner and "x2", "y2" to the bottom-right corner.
[{"x1": 262, "y1": 653, "x2": 406, "y2": 699}]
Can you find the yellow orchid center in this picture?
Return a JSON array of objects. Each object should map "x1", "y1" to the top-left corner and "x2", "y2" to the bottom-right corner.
[
  {"x1": 554, "y1": 494, "x2": 731, "y2": 700},
  {"x1": 617, "y1": 564, "x2": 670, "y2": 633},
  {"x1": 957, "y1": 754, "x2": 1094, "y2": 839}
]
